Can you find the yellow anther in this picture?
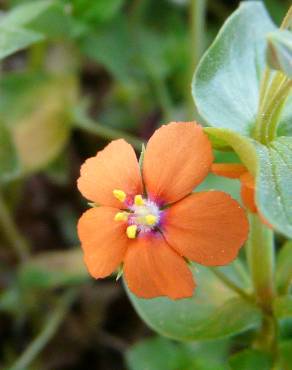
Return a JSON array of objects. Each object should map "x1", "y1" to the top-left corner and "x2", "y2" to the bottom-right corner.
[
  {"x1": 134, "y1": 194, "x2": 144, "y2": 206},
  {"x1": 114, "y1": 212, "x2": 129, "y2": 222},
  {"x1": 145, "y1": 214, "x2": 157, "y2": 226},
  {"x1": 113, "y1": 189, "x2": 126, "y2": 202},
  {"x1": 126, "y1": 225, "x2": 138, "y2": 239}
]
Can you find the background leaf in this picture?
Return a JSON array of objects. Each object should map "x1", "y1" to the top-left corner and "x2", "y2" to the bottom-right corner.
[
  {"x1": 0, "y1": 0, "x2": 55, "y2": 59},
  {"x1": 19, "y1": 249, "x2": 88, "y2": 289},
  {"x1": 0, "y1": 26, "x2": 43, "y2": 60},
  {"x1": 0, "y1": 0, "x2": 53, "y2": 28},
  {"x1": 0, "y1": 73, "x2": 78, "y2": 179},
  {"x1": 229, "y1": 349, "x2": 272, "y2": 370}
]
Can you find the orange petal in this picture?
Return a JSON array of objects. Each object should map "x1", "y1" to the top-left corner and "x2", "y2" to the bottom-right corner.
[
  {"x1": 143, "y1": 122, "x2": 213, "y2": 205},
  {"x1": 78, "y1": 207, "x2": 128, "y2": 278},
  {"x1": 163, "y1": 192, "x2": 249, "y2": 266},
  {"x1": 124, "y1": 235, "x2": 195, "y2": 299},
  {"x1": 240, "y1": 172, "x2": 257, "y2": 213},
  {"x1": 77, "y1": 139, "x2": 143, "y2": 207},
  {"x1": 211, "y1": 163, "x2": 247, "y2": 179}
]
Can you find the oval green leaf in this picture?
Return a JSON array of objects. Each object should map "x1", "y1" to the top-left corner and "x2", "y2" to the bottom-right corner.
[
  {"x1": 192, "y1": 2, "x2": 275, "y2": 136},
  {"x1": 125, "y1": 264, "x2": 261, "y2": 341},
  {"x1": 255, "y1": 137, "x2": 292, "y2": 238}
]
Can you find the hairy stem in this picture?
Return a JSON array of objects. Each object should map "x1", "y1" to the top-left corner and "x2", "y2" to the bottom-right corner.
[
  {"x1": 188, "y1": 0, "x2": 206, "y2": 119},
  {"x1": 246, "y1": 214, "x2": 279, "y2": 362},
  {"x1": 255, "y1": 75, "x2": 291, "y2": 144}
]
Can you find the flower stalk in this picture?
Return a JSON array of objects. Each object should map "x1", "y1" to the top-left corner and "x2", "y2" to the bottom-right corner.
[
  {"x1": 255, "y1": 72, "x2": 291, "y2": 144},
  {"x1": 246, "y1": 213, "x2": 279, "y2": 360},
  {"x1": 246, "y1": 213, "x2": 275, "y2": 311}
]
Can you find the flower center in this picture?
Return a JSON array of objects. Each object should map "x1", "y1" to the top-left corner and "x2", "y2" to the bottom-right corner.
[{"x1": 113, "y1": 190, "x2": 161, "y2": 239}]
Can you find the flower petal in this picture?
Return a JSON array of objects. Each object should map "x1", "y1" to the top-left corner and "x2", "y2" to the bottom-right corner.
[
  {"x1": 240, "y1": 172, "x2": 257, "y2": 213},
  {"x1": 163, "y1": 192, "x2": 249, "y2": 266},
  {"x1": 77, "y1": 139, "x2": 143, "y2": 207},
  {"x1": 211, "y1": 163, "x2": 247, "y2": 179},
  {"x1": 78, "y1": 207, "x2": 128, "y2": 278},
  {"x1": 143, "y1": 122, "x2": 213, "y2": 205},
  {"x1": 124, "y1": 235, "x2": 195, "y2": 299}
]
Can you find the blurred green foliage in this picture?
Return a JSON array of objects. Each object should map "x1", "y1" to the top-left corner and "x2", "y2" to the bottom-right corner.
[{"x1": 0, "y1": 0, "x2": 291, "y2": 369}]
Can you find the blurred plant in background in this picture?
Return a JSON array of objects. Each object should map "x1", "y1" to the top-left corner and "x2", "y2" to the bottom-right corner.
[{"x1": 0, "y1": 0, "x2": 291, "y2": 369}]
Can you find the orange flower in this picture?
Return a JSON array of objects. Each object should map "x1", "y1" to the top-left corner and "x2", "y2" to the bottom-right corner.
[
  {"x1": 77, "y1": 122, "x2": 249, "y2": 300},
  {"x1": 211, "y1": 163, "x2": 257, "y2": 213}
]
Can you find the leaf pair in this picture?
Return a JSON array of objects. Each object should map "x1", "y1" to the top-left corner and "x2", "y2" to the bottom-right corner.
[
  {"x1": 0, "y1": 1, "x2": 53, "y2": 60},
  {"x1": 193, "y1": 1, "x2": 292, "y2": 238}
]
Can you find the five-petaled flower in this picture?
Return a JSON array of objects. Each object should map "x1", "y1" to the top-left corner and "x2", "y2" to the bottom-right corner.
[{"x1": 77, "y1": 122, "x2": 249, "y2": 300}]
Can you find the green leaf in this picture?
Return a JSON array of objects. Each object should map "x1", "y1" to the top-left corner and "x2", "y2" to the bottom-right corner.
[
  {"x1": 276, "y1": 241, "x2": 292, "y2": 293},
  {"x1": 0, "y1": 26, "x2": 43, "y2": 60},
  {"x1": 126, "y1": 336, "x2": 230, "y2": 370},
  {"x1": 71, "y1": 0, "x2": 124, "y2": 25},
  {"x1": 125, "y1": 264, "x2": 261, "y2": 341},
  {"x1": 126, "y1": 337, "x2": 189, "y2": 370},
  {"x1": 273, "y1": 296, "x2": 292, "y2": 319},
  {"x1": 80, "y1": 17, "x2": 134, "y2": 82},
  {"x1": 255, "y1": 137, "x2": 292, "y2": 238},
  {"x1": 19, "y1": 249, "x2": 88, "y2": 289},
  {"x1": 0, "y1": 0, "x2": 53, "y2": 28},
  {"x1": 0, "y1": 73, "x2": 78, "y2": 181},
  {"x1": 229, "y1": 349, "x2": 272, "y2": 370},
  {"x1": 192, "y1": 2, "x2": 275, "y2": 136},
  {"x1": 0, "y1": 0, "x2": 56, "y2": 60},
  {"x1": 28, "y1": 2, "x2": 76, "y2": 39},
  {"x1": 267, "y1": 30, "x2": 292, "y2": 78}
]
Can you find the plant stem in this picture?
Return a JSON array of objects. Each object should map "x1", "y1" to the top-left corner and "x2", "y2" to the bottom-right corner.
[
  {"x1": 247, "y1": 214, "x2": 279, "y2": 361},
  {"x1": 210, "y1": 268, "x2": 253, "y2": 303},
  {"x1": 148, "y1": 72, "x2": 173, "y2": 123},
  {"x1": 188, "y1": 0, "x2": 206, "y2": 119},
  {"x1": 9, "y1": 289, "x2": 77, "y2": 370},
  {"x1": 246, "y1": 213, "x2": 275, "y2": 312},
  {"x1": 255, "y1": 75, "x2": 291, "y2": 144},
  {"x1": 72, "y1": 107, "x2": 143, "y2": 151},
  {"x1": 280, "y1": 5, "x2": 292, "y2": 30},
  {"x1": 254, "y1": 313, "x2": 279, "y2": 361},
  {"x1": 266, "y1": 79, "x2": 292, "y2": 142},
  {"x1": 0, "y1": 190, "x2": 29, "y2": 261},
  {"x1": 190, "y1": 0, "x2": 206, "y2": 72}
]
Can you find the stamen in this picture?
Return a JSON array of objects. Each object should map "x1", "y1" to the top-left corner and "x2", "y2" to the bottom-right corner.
[
  {"x1": 126, "y1": 225, "x2": 137, "y2": 239},
  {"x1": 145, "y1": 214, "x2": 157, "y2": 226},
  {"x1": 114, "y1": 212, "x2": 129, "y2": 222},
  {"x1": 134, "y1": 194, "x2": 144, "y2": 206},
  {"x1": 113, "y1": 189, "x2": 126, "y2": 202}
]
